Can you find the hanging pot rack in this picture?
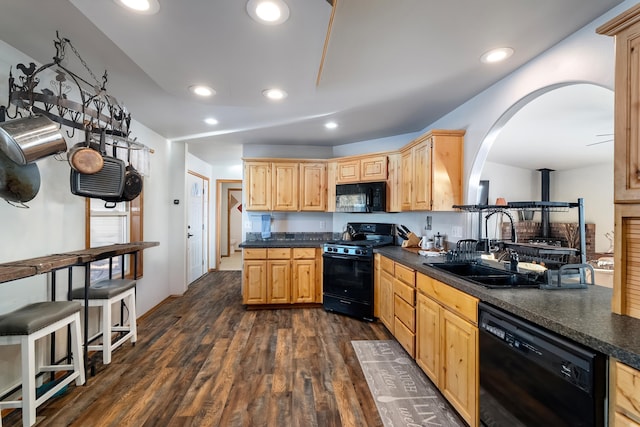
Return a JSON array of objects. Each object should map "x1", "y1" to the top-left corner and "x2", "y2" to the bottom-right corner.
[{"x1": 3, "y1": 31, "x2": 151, "y2": 154}]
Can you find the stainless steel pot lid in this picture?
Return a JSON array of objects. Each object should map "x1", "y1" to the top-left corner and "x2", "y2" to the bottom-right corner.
[{"x1": 0, "y1": 114, "x2": 67, "y2": 165}]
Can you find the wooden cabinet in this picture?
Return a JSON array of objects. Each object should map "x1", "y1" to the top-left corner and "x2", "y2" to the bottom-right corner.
[
  {"x1": 271, "y1": 162, "x2": 298, "y2": 211},
  {"x1": 610, "y1": 359, "x2": 640, "y2": 426},
  {"x1": 244, "y1": 162, "x2": 271, "y2": 211},
  {"x1": 242, "y1": 247, "x2": 321, "y2": 305},
  {"x1": 299, "y1": 162, "x2": 327, "y2": 211},
  {"x1": 613, "y1": 204, "x2": 640, "y2": 318},
  {"x1": 598, "y1": 5, "x2": 640, "y2": 203},
  {"x1": 378, "y1": 262, "x2": 395, "y2": 333},
  {"x1": 399, "y1": 129, "x2": 464, "y2": 211},
  {"x1": 598, "y1": 5, "x2": 640, "y2": 322},
  {"x1": 292, "y1": 248, "x2": 318, "y2": 303},
  {"x1": 386, "y1": 152, "x2": 402, "y2": 212},
  {"x1": 416, "y1": 272, "x2": 478, "y2": 427},
  {"x1": 244, "y1": 160, "x2": 326, "y2": 211},
  {"x1": 336, "y1": 154, "x2": 388, "y2": 183}
]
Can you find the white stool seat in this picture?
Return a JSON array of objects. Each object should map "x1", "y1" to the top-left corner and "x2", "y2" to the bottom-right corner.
[
  {"x1": 70, "y1": 279, "x2": 137, "y2": 365},
  {"x1": 0, "y1": 301, "x2": 85, "y2": 427}
]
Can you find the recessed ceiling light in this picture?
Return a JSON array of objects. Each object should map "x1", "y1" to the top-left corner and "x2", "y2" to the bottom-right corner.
[
  {"x1": 114, "y1": 0, "x2": 160, "y2": 14},
  {"x1": 480, "y1": 47, "x2": 514, "y2": 64},
  {"x1": 325, "y1": 121, "x2": 338, "y2": 129},
  {"x1": 204, "y1": 117, "x2": 219, "y2": 125},
  {"x1": 189, "y1": 85, "x2": 215, "y2": 97},
  {"x1": 262, "y1": 88, "x2": 287, "y2": 100},
  {"x1": 247, "y1": 0, "x2": 290, "y2": 25}
]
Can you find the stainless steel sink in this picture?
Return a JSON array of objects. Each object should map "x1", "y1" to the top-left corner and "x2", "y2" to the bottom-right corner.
[{"x1": 424, "y1": 262, "x2": 542, "y2": 289}]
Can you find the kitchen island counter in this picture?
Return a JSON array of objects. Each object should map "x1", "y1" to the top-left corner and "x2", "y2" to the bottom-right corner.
[
  {"x1": 239, "y1": 239, "x2": 325, "y2": 248},
  {"x1": 376, "y1": 245, "x2": 640, "y2": 370}
]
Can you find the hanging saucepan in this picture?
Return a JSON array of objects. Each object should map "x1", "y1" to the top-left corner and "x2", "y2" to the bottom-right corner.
[
  {"x1": 120, "y1": 142, "x2": 143, "y2": 201},
  {"x1": 67, "y1": 128, "x2": 104, "y2": 174},
  {"x1": 0, "y1": 114, "x2": 67, "y2": 165},
  {"x1": 0, "y1": 146, "x2": 40, "y2": 206}
]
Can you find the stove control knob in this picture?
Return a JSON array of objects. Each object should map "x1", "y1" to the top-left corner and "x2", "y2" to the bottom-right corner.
[
  {"x1": 343, "y1": 248, "x2": 349, "y2": 254},
  {"x1": 355, "y1": 249, "x2": 362, "y2": 255}
]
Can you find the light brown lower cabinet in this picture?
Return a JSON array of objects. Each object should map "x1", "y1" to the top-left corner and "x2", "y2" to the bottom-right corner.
[
  {"x1": 242, "y1": 247, "x2": 321, "y2": 305},
  {"x1": 416, "y1": 272, "x2": 479, "y2": 427},
  {"x1": 611, "y1": 359, "x2": 640, "y2": 426}
]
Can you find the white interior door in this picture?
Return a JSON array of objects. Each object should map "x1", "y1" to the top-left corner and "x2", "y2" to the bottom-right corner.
[{"x1": 187, "y1": 173, "x2": 207, "y2": 283}]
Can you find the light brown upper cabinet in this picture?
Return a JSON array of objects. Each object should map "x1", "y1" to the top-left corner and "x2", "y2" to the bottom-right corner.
[
  {"x1": 244, "y1": 160, "x2": 326, "y2": 211},
  {"x1": 598, "y1": 4, "x2": 640, "y2": 203},
  {"x1": 336, "y1": 154, "x2": 388, "y2": 183},
  {"x1": 400, "y1": 130, "x2": 464, "y2": 211},
  {"x1": 299, "y1": 162, "x2": 327, "y2": 211},
  {"x1": 272, "y1": 162, "x2": 299, "y2": 211}
]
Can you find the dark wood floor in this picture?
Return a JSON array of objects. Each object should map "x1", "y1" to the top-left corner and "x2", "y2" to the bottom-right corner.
[{"x1": 3, "y1": 271, "x2": 393, "y2": 426}]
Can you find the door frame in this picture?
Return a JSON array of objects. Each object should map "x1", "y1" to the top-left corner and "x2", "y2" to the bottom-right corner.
[{"x1": 216, "y1": 179, "x2": 242, "y2": 270}]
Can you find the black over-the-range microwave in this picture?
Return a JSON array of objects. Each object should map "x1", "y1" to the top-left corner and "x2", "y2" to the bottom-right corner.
[{"x1": 335, "y1": 181, "x2": 386, "y2": 213}]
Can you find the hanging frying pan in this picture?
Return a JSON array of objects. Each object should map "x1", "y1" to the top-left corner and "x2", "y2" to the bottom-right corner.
[
  {"x1": 67, "y1": 128, "x2": 104, "y2": 174},
  {"x1": 0, "y1": 146, "x2": 40, "y2": 206},
  {"x1": 120, "y1": 143, "x2": 143, "y2": 201}
]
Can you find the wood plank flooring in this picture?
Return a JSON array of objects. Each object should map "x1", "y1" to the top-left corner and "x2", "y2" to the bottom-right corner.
[{"x1": 2, "y1": 271, "x2": 393, "y2": 426}]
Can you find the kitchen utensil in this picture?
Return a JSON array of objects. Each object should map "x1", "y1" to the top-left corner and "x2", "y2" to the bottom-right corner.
[
  {"x1": 397, "y1": 228, "x2": 409, "y2": 240},
  {"x1": 401, "y1": 232, "x2": 421, "y2": 248},
  {"x1": 420, "y1": 237, "x2": 434, "y2": 250},
  {"x1": 120, "y1": 143, "x2": 143, "y2": 201},
  {"x1": 456, "y1": 239, "x2": 478, "y2": 261},
  {"x1": 434, "y1": 232, "x2": 446, "y2": 249},
  {"x1": 0, "y1": 147, "x2": 40, "y2": 205},
  {"x1": 0, "y1": 114, "x2": 67, "y2": 164},
  {"x1": 400, "y1": 225, "x2": 411, "y2": 235},
  {"x1": 70, "y1": 131, "x2": 125, "y2": 202},
  {"x1": 67, "y1": 128, "x2": 104, "y2": 174}
]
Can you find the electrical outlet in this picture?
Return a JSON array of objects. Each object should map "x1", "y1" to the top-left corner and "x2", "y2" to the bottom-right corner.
[
  {"x1": 451, "y1": 226, "x2": 463, "y2": 237},
  {"x1": 244, "y1": 221, "x2": 252, "y2": 229},
  {"x1": 319, "y1": 221, "x2": 325, "y2": 229}
]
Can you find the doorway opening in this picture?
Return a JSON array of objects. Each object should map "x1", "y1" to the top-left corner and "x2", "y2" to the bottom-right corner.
[{"x1": 216, "y1": 180, "x2": 242, "y2": 271}]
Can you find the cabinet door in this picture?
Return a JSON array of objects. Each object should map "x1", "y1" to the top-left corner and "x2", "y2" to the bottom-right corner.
[
  {"x1": 360, "y1": 155, "x2": 387, "y2": 181},
  {"x1": 400, "y1": 149, "x2": 413, "y2": 211},
  {"x1": 440, "y1": 309, "x2": 478, "y2": 427},
  {"x1": 379, "y1": 269, "x2": 395, "y2": 333},
  {"x1": 268, "y1": 260, "x2": 291, "y2": 303},
  {"x1": 243, "y1": 260, "x2": 267, "y2": 304},
  {"x1": 337, "y1": 159, "x2": 360, "y2": 183},
  {"x1": 431, "y1": 131, "x2": 464, "y2": 210},
  {"x1": 272, "y1": 162, "x2": 299, "y2": 211},
  {"x1": 292, "y1": 259, "x2": 316, "y2": 303},
  {"x1": 613, "y1": 25, "x2": 640, "y2": 202},
  {"x1": 244, "y1": 162, "x2": 271, "y2": 210},
  {"x1": 413, "y1": 139, "x2": 432, "y2": 210},
  {"x1": 386, "y1": 152, "x2": 402, "y2": 212},
  {"x1": 300, "y1": 162, "x2": 327, "y2": 211},
  {"x1": 614, "y1": 204, "x2": 640, "y2": 318},
  {"x1": 416, "y1": 293, "x2": 440, "y2": 384}
]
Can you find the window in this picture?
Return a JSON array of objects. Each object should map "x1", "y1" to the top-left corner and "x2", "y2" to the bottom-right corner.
[{"x1": 86, "y1": 192, "x2": 143, "y2": 282}]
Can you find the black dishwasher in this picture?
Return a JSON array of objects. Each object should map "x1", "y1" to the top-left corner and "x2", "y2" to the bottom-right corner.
[{"x1": 479, "y1": 302, "x2": 606, "y2": 427}]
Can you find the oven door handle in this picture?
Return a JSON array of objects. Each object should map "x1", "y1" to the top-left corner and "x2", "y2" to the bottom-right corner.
[{"x1": 323, "y1": 254, "x2": 370, "y2": 261}]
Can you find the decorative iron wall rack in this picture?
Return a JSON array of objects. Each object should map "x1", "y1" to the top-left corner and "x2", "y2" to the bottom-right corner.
[{"x1": 3, "y1": 32, "x2": 145, "y2": 151}]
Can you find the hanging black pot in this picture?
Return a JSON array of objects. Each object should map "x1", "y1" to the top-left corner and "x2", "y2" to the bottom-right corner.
[
  {"x1": 0, "y1": 147, "x2": 40, "y2": 206},
  {"x1": 120, "y1": 143, "x2": 143, "y2": 201}
]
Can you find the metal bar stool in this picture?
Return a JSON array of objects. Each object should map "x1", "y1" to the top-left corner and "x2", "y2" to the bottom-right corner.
[
  {"x1": 70, "y1": 279, "x2": 137, "y2": 365},
  {"x1": 0, "y1": 301, "x2": 85, "y2": 427}
]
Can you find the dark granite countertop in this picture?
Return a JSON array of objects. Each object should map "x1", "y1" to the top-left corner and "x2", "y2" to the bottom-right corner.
[{"x1": 376, "y1": 246, "x2": 640, "y2": 371}]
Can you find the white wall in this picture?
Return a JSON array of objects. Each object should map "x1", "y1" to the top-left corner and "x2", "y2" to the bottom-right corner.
[{"x1": 0, "y1": 39, "x2": 179, "y2": 389}]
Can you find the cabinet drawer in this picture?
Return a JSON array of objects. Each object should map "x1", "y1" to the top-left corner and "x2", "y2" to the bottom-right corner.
[
  {"x1": 395, "y1": 263, "x2": 415, "y2": 286},
  {"x1": 615, "y1": 361, "x2": 640, "y2": 422},
  {"x1": 244, "y1": 248, "x2": 267, "y2": 259},
  {"x1": 394, "y1": 295, "x2": 415, "y2": 331},
  {"x1": 293, "y1": 248, "x2": 316, "y2": 259},
  {"x1": 417, "y1": 273, "x2": 478, "y2": 324},
  {"x1": 394, "y1": 279, "x2": 415, "y2": 305},
  {"x1": 380, "y1": 256, "x2": 394, "y2": 275},
  {"x1": 394, "y1": 316, "x2": 415, "y2": 358},
  {"x1": 267, "y1": 248, "x2": 291, "y2": 259}
]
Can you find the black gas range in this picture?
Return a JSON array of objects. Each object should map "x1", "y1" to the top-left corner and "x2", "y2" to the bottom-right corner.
[{"x1": 322, "y1": 223, "x2": 395, "y2": 321}]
